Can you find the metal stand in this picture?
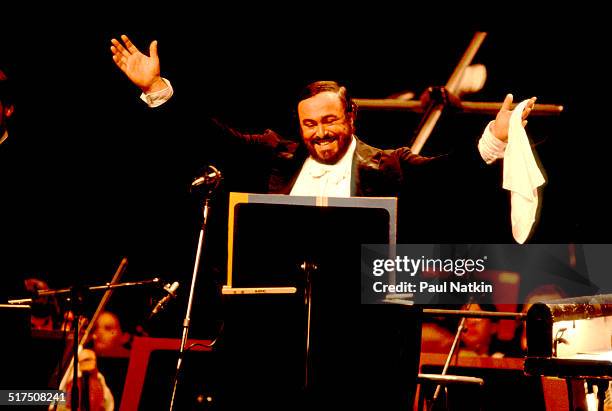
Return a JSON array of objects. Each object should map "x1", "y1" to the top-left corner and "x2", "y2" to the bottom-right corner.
[
  {"x1": 428, "y1": 310, "x2": 469, "y2": 410},
  {"x1": 8, "y1": 278, "x2": 161, "y2": 306},
  {"x1": 168, "y1": 165, "x2": 221, "y2": 411},
  {"x1": 70, "y1": 286, "x2": 84, "y2": 410},
  {"x1": 418, "y1": 305, "x2": 527, "y2": 410},
  {"x1": 169, "y1": 197, "x2": 212, "y2": 411},
  {"x1": 301, "y1": 261, "x2": 318, "y2": 391}
]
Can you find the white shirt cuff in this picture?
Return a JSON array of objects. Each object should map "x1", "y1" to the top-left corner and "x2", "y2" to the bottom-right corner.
[
  {"x1": 478, "y1": 120, "x2": 507, "y2": 164},
  {"x1": 139, "y1": 77, "x2": 174, "y2": 107}
]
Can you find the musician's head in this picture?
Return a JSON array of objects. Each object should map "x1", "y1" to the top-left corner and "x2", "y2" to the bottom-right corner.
[
  {"x1": 0, "y1": 69, "x2": 14, "y2": 145},
  {"x1": 92, "y1": 311, "x2": 131, "y2": 357},
  {"x1": 297, "y1": 81, "x2": 356, "y2": 165},
  {"x1": 461, "y1": 303, "x2": 499, "y2": 356},
  {"x1": 24, "y1": 277, "x2": 62, "y2": 331}
]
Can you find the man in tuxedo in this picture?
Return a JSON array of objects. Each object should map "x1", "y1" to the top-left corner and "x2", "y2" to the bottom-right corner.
[
  {"x1": 109, "y1": 35, "x2": 536, "y2": 201},
  {"x1": 107, "y1": 35, "x2": 544, "y2": 410}
]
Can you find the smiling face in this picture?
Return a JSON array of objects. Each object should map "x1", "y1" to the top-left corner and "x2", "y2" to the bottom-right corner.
[{"x1": 298, "y1": 91, "x2": 355, "y2": 165}]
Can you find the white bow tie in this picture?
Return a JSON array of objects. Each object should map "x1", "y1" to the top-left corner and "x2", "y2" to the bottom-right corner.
[
  {"x1": 309, "y1": 164, "x2": 333, "y2": 178},
  {"x1": 308, "y1": 163, "x2": 347, "y2": 184}
]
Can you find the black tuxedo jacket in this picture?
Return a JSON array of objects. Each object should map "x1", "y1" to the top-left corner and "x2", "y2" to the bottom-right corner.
[{"x1": 212, "y1": 118, "x2": 440, "y2": 197}]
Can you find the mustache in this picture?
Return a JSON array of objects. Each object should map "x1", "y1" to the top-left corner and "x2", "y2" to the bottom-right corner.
[{"x1": 311, "y1": 135, "x2": 336, "y2": 144}]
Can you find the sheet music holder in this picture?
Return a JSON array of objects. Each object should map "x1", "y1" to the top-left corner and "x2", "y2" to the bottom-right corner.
[
  {"x1": 219, "y1": 193, "x2": 421, "y2": 410},
  {"x1": 223, "y1": 193, "x2": 397, "y2": 293},
  {"x1": 119, "y1": 337, "x2": 215, "y2": 411}
]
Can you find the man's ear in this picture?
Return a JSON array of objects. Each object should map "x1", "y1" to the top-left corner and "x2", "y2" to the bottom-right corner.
[
  {"x1": 349, "y1": 101, "x2": 358, "y2": 117},
  {"x1": 347, "y1": 110, "x2": 356, "y2": 130}
]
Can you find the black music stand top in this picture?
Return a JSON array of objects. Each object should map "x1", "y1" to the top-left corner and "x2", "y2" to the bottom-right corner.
[{"x1": 224, "y1": 193, "x2": 397, "y2": 291}]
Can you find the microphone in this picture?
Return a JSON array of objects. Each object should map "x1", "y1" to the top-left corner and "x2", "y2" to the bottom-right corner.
[
  {"x1": 191, "y1": 165, "x2": 223, "y2": 193},
  {"x1": 149, "y1": 281, "x2": 180, "y2": 319}
]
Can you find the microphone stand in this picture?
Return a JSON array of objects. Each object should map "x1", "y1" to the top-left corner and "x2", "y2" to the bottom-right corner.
[
  {"x1": 169, "y1": 168, "x2": 221, "y2": 411},
  {"x1": 70, "y1": 286, "x2": 85, "y2": 410},
  {"x1": 301, "y1": 261, "x2": 318, "y2": 391},
  {"x1": 428, "y1": 304, "x2": 470, "y2": 411},
  {"x1": 427, "y1": 245, "x2": 475, "y2": 411},
  {"x1": 7, "y1": 273, "x2": 164, "y2": 410},
  {"x1": 62, "y1": 278, "x2": 158, "y2": 408},
  {"x1": 7, "y1": 278, "x2": 162, "y2": 305}
]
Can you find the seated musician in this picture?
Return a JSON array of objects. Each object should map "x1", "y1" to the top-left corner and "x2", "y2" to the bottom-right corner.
[
  {"x1": 55, "y1": 349, "x2": 114, "y2": 411},
  {"x1": 460, "y1": 303, "x2": 504, "y2": 358},
  {"x1": 23, "y1": 278, "x2": 73, "y2": 332},
  {"x1": 422, "y1": 303, "x2": 510, "y2": 358}
]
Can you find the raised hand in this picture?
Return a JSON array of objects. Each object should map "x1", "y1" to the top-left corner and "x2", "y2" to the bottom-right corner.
[
  {"x1": 490, "y1": 94, "x2": 537, "y2": 142},
  {"x1": 110, "y1": 34, "x2": 166, "y2": 94}
]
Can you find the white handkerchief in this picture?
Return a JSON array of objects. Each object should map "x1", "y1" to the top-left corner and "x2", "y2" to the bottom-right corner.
[{"x1": 503, "y1": 99, "x2": 546, "y2": 244}]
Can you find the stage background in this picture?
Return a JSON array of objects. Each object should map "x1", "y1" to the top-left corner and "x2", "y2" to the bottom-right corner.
[{"x1": 1, "y1": 10, "x2": 609, "y2": 338}]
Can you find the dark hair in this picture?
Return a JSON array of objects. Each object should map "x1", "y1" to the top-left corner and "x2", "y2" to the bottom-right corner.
[{"x1": 296, "y1": 80, "x2": 356, "y2": 114}]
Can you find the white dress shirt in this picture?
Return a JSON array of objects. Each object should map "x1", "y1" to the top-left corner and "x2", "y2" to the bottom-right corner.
[
  {"x1": 290, "y1": 136, "x2": 357, "y2": 197},
  {"x1": 479, "y1": 121, "x2": 507, "y2": 163}
]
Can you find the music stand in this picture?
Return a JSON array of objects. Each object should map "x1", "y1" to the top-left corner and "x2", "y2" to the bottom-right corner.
[
  {"x1": 120, "y1": 337, "x2": 214, "y2": 411},
  {"x1": 219, "y1": 193, "x2": 421, "y2": 410}
]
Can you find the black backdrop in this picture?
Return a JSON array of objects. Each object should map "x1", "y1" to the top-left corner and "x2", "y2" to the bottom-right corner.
[{"x1": 1, "y1": 10, "x2": 610, "y2": 338}]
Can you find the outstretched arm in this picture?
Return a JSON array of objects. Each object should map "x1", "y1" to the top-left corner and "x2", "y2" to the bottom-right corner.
[
  {"x1": 479, "y1": 94, "x2": 545, "y2": 244},
  {"x1": 110, "y1": 34, "x2": 167, "y2": 94}
]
